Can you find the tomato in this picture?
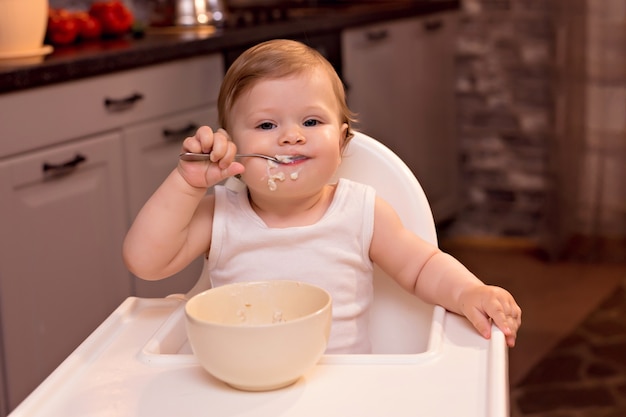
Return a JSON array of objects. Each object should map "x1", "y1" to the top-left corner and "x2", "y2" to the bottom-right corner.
[
  {"x1": 45, "y1": 2, "x2": 133, "y2": 45},
  {"x1": 74, "y1": 11, "x2": 102, "y2": 40},
  {"x1": 89, "y1": 1, "x2": 134, "y2": 36},
  {"x1": 46, "y1": 9, "x2": 79, "y2": 46}
]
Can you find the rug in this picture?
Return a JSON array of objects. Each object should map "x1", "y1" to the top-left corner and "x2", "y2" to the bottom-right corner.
[{"x1": 510, "y1": 279, "x2": 626, "y2": 417}]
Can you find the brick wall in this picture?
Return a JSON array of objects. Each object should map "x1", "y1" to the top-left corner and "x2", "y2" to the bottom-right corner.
[
  {"x1": 447, "y1": 0, "x2": 555, "y2": 238},
  {"x1": 450, "y1": 0, "x2": 625, "y2": 249}
]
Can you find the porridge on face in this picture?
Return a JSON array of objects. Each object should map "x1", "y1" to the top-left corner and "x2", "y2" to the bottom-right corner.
[{"x1": 265, "y1": 157, "x2": 301, "y2": 191}]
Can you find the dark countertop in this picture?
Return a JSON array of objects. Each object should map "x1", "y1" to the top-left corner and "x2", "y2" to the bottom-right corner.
[{"x1": 0, "y1": 1, "x2": 459, "y2": 94}]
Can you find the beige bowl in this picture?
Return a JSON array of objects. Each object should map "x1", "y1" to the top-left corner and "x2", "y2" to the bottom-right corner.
[{"x1": 185, "y1": 280, "x2": 332, "y2": 391}]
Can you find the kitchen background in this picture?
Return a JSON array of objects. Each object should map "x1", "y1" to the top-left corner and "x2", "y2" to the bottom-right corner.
[
  {"x1": 48, "y1": 0, "x2": 626, "y2": 261},
  {"x1": 1, "y1": 0, "x2": 625, "y2": 415}
]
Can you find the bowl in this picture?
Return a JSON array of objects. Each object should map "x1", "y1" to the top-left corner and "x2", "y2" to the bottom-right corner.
[{"x1": 185, "y1": 280, "x2": 332, "y2": 391}]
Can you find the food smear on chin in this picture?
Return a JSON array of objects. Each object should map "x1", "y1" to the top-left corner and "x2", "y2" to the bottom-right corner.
[
  {"x1": 265, "y1": 156, "x2": 302, "y2": 190},
  {"x1": 267, "y1": 171, "x2": 285, "y2": 191}
]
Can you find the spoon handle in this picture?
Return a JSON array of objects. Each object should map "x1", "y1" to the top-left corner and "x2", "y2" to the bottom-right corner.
[
  {"x1": 178, "y1": 152, "x2": 213, "y2": 162},
  {"x1": 179, "y1": 152, "x2": 280, "y2": 163}
]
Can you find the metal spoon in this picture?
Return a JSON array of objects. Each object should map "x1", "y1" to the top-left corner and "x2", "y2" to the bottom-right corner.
[{"x1": 179, "y1": 152, "x2": 299, "y2": 164}]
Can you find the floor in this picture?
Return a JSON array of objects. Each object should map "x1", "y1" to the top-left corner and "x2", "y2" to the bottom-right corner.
[
  {"x1": 511, "y1": 280, "x2": 626, "y2": 417},
  {"x1": 439, "y1": 237, "x2": 626, "y2": 416}
]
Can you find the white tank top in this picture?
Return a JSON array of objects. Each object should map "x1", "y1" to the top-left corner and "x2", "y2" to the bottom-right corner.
[{"x1": 208, "y1": 178, "x2": 375, "y2": 353}]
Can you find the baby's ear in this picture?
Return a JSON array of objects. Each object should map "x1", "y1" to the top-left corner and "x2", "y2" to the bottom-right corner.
[{"x1": 340, "y1": 123, "x2": 349, "y2": 147}]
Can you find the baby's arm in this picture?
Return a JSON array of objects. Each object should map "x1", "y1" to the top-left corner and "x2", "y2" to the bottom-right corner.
[
  {"x1": 123, "y1": 127, "x2": 244, "y2": 280},
  {"x1": 370, "y1": 197, "x2": 521, "y2": 347}
]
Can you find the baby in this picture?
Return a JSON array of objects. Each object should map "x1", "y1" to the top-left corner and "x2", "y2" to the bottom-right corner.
[{"x1": 123, "y1": 39, "x2": 521, "y2": 353}]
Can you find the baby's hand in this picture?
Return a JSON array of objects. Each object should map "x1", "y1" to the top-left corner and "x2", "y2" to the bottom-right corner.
[
  {"x1": 178, "y1": 126, "x2": 244, "y2": 188},
  {"x1": 459, "y1": 285, "x2": 521, "y2": 348}
]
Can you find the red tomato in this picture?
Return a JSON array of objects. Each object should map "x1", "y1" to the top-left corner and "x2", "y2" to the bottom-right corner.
[
  {"x1": 89, "y1": 1, "x2": 134, "y2": 36},
  {"x1": 46, "y1": 9, "x2": 79, "y2": 45},
  {"x1": 74, "y1": 11, "x2": 102, "y2": 40}
]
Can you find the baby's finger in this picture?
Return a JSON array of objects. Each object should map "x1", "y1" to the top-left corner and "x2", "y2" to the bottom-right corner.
[
  {"x1": 505, "y1": 333, "x2": 517, "y2": 348},
  {"x1": 197, "y1": 126, "x2": 216, "y2": 154},
  {"x1": 181, "y1": 126, "x2": 213, "y2": 154},
  {"x1": 487, "y1": 305, "x2": 512, "y2": 336},
  {"x1": 219, "y1": 141, "x2": 239, "y2": 169},
  {"x1": 209, "y1": 129, "x2": 232, "y2": 163},
  {"x1": 491, "y1": 303, "x2": 521, "y2": 346},
  {"x1": 182, "y1": 136, "x2": 202, "y2": 154},
  {"x1": 465, "y1": 307, "x2": 493, "y2": 340},
  {"x1": 220, "y1": 161, "x2": 245, "y2": 179}
]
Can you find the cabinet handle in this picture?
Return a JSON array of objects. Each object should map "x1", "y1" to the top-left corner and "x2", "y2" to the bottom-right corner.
[
  {"x1": 162, "y1": 123, "x2": 198, "y2": 141},
  {"x1": 42, "y1": 154, "x2": 87, "y2": 177},
  {"x1": 424, "y1": 19, "x2": 443, "y2": 32},
  {"x1": 365, "y1": 29, "x2": 389, "y2": 42},
  {"x1": 104, "y1": 92, "x2": 144, "y2": 112}
]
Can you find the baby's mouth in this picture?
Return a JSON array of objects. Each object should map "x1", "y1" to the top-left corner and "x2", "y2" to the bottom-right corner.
[{"x1": 274, "y1": 154, "x2": 308, "y2": 164}]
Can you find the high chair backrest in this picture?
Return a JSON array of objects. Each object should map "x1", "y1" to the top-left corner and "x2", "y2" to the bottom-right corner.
[
  {"x1": 333, "y1": 131, "x2": 438, "y2": 354},
  {"x1": 186, "y1": 131, "x2": 439, "y2": 354},
  {"x1": 335, "y1": 131, "x2": 437, "y2": 245}
]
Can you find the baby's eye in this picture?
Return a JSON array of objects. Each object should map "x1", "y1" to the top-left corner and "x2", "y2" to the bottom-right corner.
[
  {"x1": 303, "y1": 119, "x2": 320, "y2": 127},
  {"x1": 258, "y1": 122, "x2": 276, "y2": 130}
]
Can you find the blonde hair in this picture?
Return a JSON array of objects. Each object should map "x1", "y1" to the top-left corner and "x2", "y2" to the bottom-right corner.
[{"x1": 218, "y1": 39, "x2": 355, "y2": 147}]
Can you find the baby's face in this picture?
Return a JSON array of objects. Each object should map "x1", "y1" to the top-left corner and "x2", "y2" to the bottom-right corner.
[{"x1": 228, "y1": 68, "x2": 348, "y2": 195}]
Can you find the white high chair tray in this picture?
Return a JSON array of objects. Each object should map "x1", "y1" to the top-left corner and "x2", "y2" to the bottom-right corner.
[{"x1": 10, "y1": 297, "x2": 508, "y2": 417}]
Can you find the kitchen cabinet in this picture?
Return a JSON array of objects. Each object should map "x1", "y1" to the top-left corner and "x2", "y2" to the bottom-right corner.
[
  {"x1": 0, "y1": 54, "x2": 223, "y2": 415},
  {"x1": 0, "y1": 132, "x2": 130, "y2": 412},
  {"x1": 342, "y1": 12, "x2": 460, "y2": 224}
]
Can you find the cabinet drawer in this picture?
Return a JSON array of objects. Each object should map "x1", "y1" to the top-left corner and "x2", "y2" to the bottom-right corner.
[{"x1": 0, "y1": 54, "x2": 223, "y2": 159}]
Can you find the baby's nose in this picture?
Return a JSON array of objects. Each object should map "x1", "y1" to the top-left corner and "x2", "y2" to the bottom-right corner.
[{"x1": 281, "y1": 130, "x2": 306, "y2": 144}]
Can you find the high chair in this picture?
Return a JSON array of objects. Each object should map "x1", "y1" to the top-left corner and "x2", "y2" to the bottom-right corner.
[{"x1": 9, "y1": 132, "x2": 509, "y2": 417}]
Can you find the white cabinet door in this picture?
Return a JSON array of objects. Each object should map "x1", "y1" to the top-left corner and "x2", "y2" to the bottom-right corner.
[
  {"x1": 343, "y1": 20, "x2": 399, "y2": 142},
  {"x1": 342, "y1": 13, "x2": 459, "y2": 223},
  {"x1": 0, "y1": 132, "x2": 131, "y2": 411},
  {"x1": 123, "y1": 106, "x2": 218, "y2": 297}
]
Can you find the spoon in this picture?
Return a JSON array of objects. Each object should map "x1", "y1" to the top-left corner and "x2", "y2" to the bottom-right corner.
[{"x1": 179, "y1": 152, "x2": 301, "y2": 164}]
